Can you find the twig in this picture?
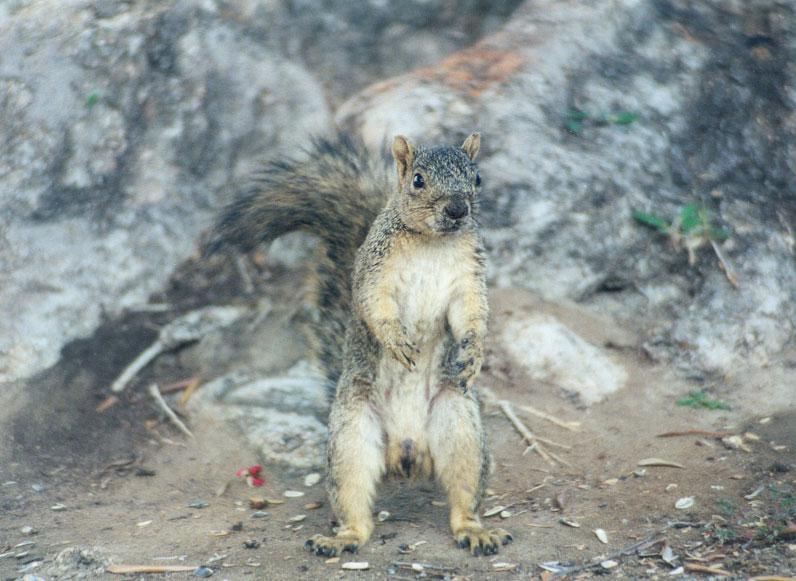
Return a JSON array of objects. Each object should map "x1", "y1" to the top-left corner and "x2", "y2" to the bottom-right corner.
[
  {"x1": 710, "y1": 239, "x2": 740, "y2": 289},
  {"x1": 499, "y1": 400, "x2": 553, "y2": 464},
  {"x1": 657, "y1": 429, "x2": 731, "y2": 438},
  {"x1": 179, "y1": 376, "x2": 202, "y2": 406},
  {"x1": 533, "y1": 436, "x2": 572, "y2": 451},
  {"x1": 149, "y1": 384, "x2": 194, "y2": 439},
  {"x1": 106, "y1": 564, "x2": 198, "y2": 574},
  {"x1": 685, "y1": 563, "x2": 731, "y2": 576},
  {"x1": 392, "y1": 562, "x2": 458, "y2": 572},
  {"x1": 110, "y1": 306, "x2": 247, "y2": 393},
  {"x1": 95, "y1": 395, "x2": 120, "y2": 413},
  {"x1": 546, "y1": 449, "x2": 573, "y2": 468},
  {"x1": 517, "y1": 404, "x2": 581, "y2": 431},
  {"x1": 110, "y1": 341, "x2": 164, "y2": 392},
  {"x1": 161, "y1": 377, "x2": 199, "y2": 394}
]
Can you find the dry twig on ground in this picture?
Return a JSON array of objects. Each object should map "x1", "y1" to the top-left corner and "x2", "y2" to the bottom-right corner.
[{"x1": 149, "y1": 383, "x2": 194, "y2": 439}]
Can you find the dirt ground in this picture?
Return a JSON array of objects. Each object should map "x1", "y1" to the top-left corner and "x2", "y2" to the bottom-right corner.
[{"x1": 1, "y1": 259, "x2": 794, "y2": 580}]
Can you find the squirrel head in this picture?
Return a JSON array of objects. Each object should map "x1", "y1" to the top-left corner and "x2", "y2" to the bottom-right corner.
[{"x1": 391, "y1": 133, "x2": 482, "y2": 236}]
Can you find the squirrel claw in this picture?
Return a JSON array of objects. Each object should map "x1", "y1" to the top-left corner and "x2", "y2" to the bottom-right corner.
[{"x1": 393, "y1": 344, "x2": 417, "y2": 370}]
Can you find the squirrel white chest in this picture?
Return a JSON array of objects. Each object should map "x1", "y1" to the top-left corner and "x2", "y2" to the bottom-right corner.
[{"x1": 392, "y1": 241, "x2": 466, "y2": 343}]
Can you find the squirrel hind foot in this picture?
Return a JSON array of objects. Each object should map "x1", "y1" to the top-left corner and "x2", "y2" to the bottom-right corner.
[
  {"x1": 304, "y1": 534, "x2": 360, "y2": 557},
  {"x1": 453, "y1": 527, "x2": 513, "y2": 556}
]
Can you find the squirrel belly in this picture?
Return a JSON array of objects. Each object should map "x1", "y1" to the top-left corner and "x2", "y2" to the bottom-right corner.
[{"x1": 368, "y1": 232, "x2": 479, "y2": 479}]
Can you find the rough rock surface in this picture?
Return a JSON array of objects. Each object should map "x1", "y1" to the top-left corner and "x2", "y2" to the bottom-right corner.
[
  {"x1": 338, "y1": 0, "x2": 796, "y2": 378},
  {"x1": 0, "y1": 0, "x2": 333, "y2": 382},
  {"x1": 0, "y1": 0, "x2": 524, "y2": 384}
]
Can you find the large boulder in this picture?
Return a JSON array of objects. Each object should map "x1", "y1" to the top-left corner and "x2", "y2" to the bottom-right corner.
[
  {"x1": 338, "y1": 0, "x2": 796, "y2": 378},
  {"x1": 0, "y1": 0, "x2": 333, "y2": 382}
]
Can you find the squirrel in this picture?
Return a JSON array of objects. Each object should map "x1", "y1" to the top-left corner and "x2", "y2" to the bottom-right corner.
[{"x1": 207, "y1": 131, "x2": 512, "y2": 557}]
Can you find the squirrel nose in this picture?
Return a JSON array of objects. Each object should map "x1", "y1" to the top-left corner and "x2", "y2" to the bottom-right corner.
[{"x1": 444, "y1": 200, "x2": 469, "y2": 220}]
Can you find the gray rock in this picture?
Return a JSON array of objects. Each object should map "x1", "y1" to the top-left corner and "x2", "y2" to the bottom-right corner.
[
  {"x1": 188, "y1": 361, "x2": 328, "y2": 468},
  {"x1": 338, "y1": 0, "x2": 796, "y2": 378},
  {"x1": 44, "y1": 547, "x2": 108, "y2": 579},
  {"x1": 0, "y1": 0, "x2": 330, "y2": 382}
]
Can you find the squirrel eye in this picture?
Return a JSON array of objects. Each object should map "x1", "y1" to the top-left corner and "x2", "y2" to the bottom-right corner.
[
  {"x1": 412, "y1": 173, "x2": 425, "y2": 188},
  {"x1": 475, "y1": 171, "x2": 482, "y2": 187}
]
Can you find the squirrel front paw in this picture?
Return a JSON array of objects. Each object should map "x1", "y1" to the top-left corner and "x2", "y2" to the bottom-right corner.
[
  {"x1": 448, "y1": 332, "x2": 483, "y2": 392},
  {"x1": 378, "y1": 320, "x2": 419, "y2": 370}
]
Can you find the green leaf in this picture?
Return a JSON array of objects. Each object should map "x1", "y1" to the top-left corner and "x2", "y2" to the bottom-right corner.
[
  {"x1": 632, "y1": 210, "x2": 669, "y2": 232},
  {"x1": 612, "y1": 111, "x2": 638, "y2": 125},
  {"x1": 679, "y1": 203, "x2": 703, "y2": 233},
  {"x1": 567, "y1": 108, "x2": 589, "y2": 122},
  {"x1": 676, "y1": 390, "x2": 729, "y2": 410},
  {"x1": 86, "y1": 92, "x2": 100, "y2": 109},
  {"x1": 564, "y1": 119, "x2": 583, "y2": 135}
]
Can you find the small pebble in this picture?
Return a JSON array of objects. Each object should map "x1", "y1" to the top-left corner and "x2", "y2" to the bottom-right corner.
[
  {"x1": 304, "y1": 473, "x2": 321, "y2": 487},
  {"x1": 194, "y1": 566, "x2": 214, "y2": 578},
  {"x1": 250, "y1": 511, "x2": 269, "y2": 518},
  {"x1": 675, "y1": 497, "x2": 695, "y2": 510},
  {"x1": 377, "y1": 510, "x2": 390, "y2": 522},
  {"x1": 665, "y1": 483, "x2": 678, "y2": 492},
  {"x1": 31, "y1": 484, "x2": 45, "y2": 493},
  {"x1": 243, "y1": 540, "x2": 260, "y2": 549},
  {"x1": 499, "y1": 510, "x2": 512, "y2": 519},
  {"x1": 188, "y1": 500, "x2": 209, "y2": 509},
  {"x1": 288, "y1": 515, "x2": 306, "y2": 523},
  {"x1": 231, "y1": 522, "x2": 243, "y2": 532},
  {"x1": 50, "y1": 504, "x2": 66, "y2": 512},
  {"x1": 483, "y1": 505, "x2": 505, "y2": 517},
  {"x1": 341, "y1": 561, "x2": 369, "y2": 570},
  {"x1": 594, "y1": 529, "x2": 609, "y2": 544},
  {"x1": 20, "y1": 526, "x2": 36, "y2": 535},
  {"x1": 325, "y1": 557, "x2": 340, "y2": 564},
  {"x1": 283, "y1": 490, "x2": 304, "y2": 498},
  {"x1": 304, "y1": 501, "x2": 323, "y2": 510},
  {"x1": 493, "y1": 562, "x2": 518, "y2": 572},
  {"x1": 601, "y1": 560, "x2": 619, "y2": 569}
]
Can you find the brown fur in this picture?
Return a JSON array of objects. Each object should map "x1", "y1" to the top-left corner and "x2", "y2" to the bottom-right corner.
[{"x1": 307, "y1": 134, "x2": 511, "y2": 558}]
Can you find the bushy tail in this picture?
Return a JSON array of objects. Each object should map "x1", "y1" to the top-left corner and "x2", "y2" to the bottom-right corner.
[{"x1": 205, "y1": 134, "x2": 390, "y2": 389}]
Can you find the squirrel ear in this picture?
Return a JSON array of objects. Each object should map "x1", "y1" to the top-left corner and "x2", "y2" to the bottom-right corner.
[
  {"x1": 461, "y1": 132, "x2": 481, "y2": 161},
  {"x1": 392, "y1": 135, "x2": 415, "y2": 185}
]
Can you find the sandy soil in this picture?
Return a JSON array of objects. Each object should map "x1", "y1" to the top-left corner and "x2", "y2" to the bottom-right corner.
[{"x1": 1, "y1": 264, "x2": 794, "y2": 580}]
